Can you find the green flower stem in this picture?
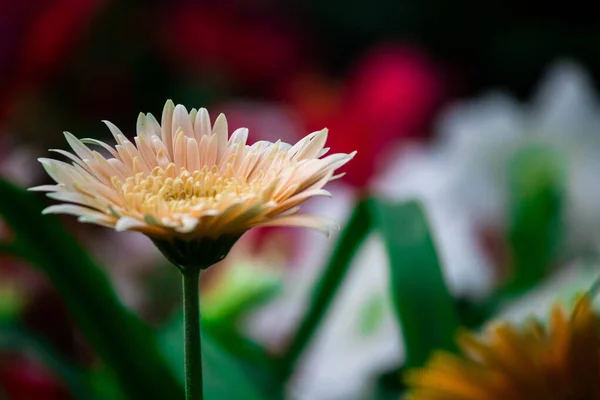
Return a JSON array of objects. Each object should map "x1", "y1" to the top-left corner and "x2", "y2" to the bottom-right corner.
[{"x1": 182, "y1": 267, "x2": 203, "y2": 400}]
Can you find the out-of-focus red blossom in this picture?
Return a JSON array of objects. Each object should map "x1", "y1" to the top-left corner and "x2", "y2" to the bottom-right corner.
[
  {"x1": 215, "y1": 101, "x2": 302, "y2": 145},
  {"x1": 0, "y1": 0, "x2": 103, "y2": 118},
  {"x1": 287, "y1": 46, "x2": 445, "y2": 187},
  {"x1": 0, "y1": 356, "x2": 69, "y2": 400},
  {"x1": 161, "y1": 3, "x2": 305, "y2": 87}
]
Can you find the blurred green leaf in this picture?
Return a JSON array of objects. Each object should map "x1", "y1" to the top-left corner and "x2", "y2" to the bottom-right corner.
[
  {"x1": 201, "y1": 323, "x2": 278, "y2": 398},
  {"x1": 0, "y1": 179, "x2": 183, "y2": 399},
  {"x1": 158, "y1": 311, "x2": 267, "y2": 400},
  {"x1": 279, "y1": 198, "x2": 373, "y2": 378},
  {"x1": 86, "y1": 364, "x2": 126, "y2": 400},
  {"x1": 358, "y1": 293, "x2": 386, "y2": 336},
  {"x1": 0, "y1": 322, "x2": 95, "y2": 399},
  {"x1": 201, "y1": 261, "x2": 282, "y2": 324},
  {"x1": 369, "y1": 199, "x2": 460, "y2": 368},
  {"x1": 504, "y1": 145, "x2": 565, "y2": 294}
]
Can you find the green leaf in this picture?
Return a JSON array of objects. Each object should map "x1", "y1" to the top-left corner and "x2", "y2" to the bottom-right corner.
[
  {"x1": 0, "y1": 322, "x2": 96, "y2": 399},
  {"x1": 278, "y1": 198, "x2": 373, "y2": 378},
  {"x1": 158, "y1": 312, "x2": 267, "y2": 400},
  {"x1": 369, "y1": 199, "x2": 461, "y2": 368},
  {"x1": 0, "y1": 179, "x2": 183, "y2": 399},
  {"x1": 201, "y1": 260, "x2": 282, "y2": 324},
  {"x1": 504, "y1": 145, "x2": 565, "y2": 294}
]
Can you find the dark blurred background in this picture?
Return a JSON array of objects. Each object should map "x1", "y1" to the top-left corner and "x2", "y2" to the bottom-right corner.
[{"x1": 3, "y1": 1, "x2": 600, "y2": 399}]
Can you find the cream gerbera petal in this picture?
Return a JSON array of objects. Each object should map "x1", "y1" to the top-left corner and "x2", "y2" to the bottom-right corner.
[{"x1": 32, "y1": 100, "x2": 354, "y2": 251}]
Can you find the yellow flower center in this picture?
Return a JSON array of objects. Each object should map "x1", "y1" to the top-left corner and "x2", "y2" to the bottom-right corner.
[{"x1": 111, "y1": 162, "x2": 258, "y2": 217}]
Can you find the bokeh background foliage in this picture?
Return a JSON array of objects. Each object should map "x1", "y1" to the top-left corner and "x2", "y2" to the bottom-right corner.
[
  {"x1": 0, "y1": 180, "x2": 466, "y2": 398},
  {"x1": 0, "y1": 177, "x2": 560, "y2": 398}
]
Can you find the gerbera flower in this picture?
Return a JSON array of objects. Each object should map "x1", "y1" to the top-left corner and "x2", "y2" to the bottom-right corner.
[
  {"x1": 404, "y1": 295, "x2": 600, "y2": 400},
  {"x1": 31, "y1": 100, "x2": 354, "y2": 268}
]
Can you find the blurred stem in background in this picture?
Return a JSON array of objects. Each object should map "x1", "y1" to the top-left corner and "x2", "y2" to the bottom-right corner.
[
  {"x1": 503, "y1": 145, "x2": 565, "y2": 295},
  {"x1": 278, "y1": 199, "x2": 372, "y2": 380}
]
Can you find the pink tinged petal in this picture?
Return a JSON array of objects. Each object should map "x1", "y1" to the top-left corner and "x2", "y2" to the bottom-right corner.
[
  {"x1": 189, "y1": 108, "x2": 198, "y2": 126},
  {"x1": 271, "y1": 167, "x2": 301, "y2": 198},
  {"x1": 193, "y1": 108, "x2": 211, "y2": 141},
  {"x1": 123, "y1": 141, "x2": 149, "y2": 172},
  {"x1": 107, "y1": 157, "x2": 130, "y2": 179},
  {"x1": 329, "y1": 172, "x2": 346, "y2": 181},
  {"x1": 102, "y1": 120, "x2": 126, "y2": 145},
  {"x1": 319, "y1": 147, "x2": 330, "y2": 157},
  {"x1": 205, "y1": 133, "x2": 219, "y2": 168},
  {"x1": 42, "y1": 204, "x2": 99, "y2": 217},
  {"x1": 175, "y1": 215, "x2": 199, "y2": 233},
  {"x1": 136, "y1": 113, "x2": 148, "y2": 138},
  {"x1": 88, "y1": 152, "x2": 122, "y2": 185},
  {"x1": 173, "y1": 104, "x2": 194, "y2": 140},
  {"x1": 295, "y1": 129, "x2": 328, "y2": 160},
  {"x1": 145, "y1": 113, "x2": 162, "y2": 137},
  {"x1": 186, "y1": 138, "x2": 200, "y2": 172},
  {"x1": 224, "y1": 201, "x2": 264, "y2": 230},
  {"x1": 197, "y1": 135, "x2": 209, "y2": 167},
  {"x1": 134, "y1": 136, "x2": 158, "y2": 169},
  {"x1": 73, "y1": 179, "x2": 123, "y2": 206},
  {"x1": 256, "y1": 214, "x2": 338, "y2": 235},
  {"x1": 238, "y1": 147, "x2": 262, "y2": 180},
  {"x1": 257, "y1": 176, "x2": 280, "y2": 202},
  {"x1": 279, "y1": 142, "x2": 293, "y2": 152},
  {"x1": 217, "y1": 153, "x2": 236, "y2": 174},
  {"x1": 219, "y1": 140, "x2": 243, "y2": 170},
  {"x1": 28, "y1": 185, "x2": 60, "y2": 192},
  {"x1": 173, "y1": 130, "x2": 187, "y2": 170},
  {"x1": 49, "y1": 149, "x2": 91, "y2": 173},
  {"x1": 213, "y1": 199, "x2": 260, "y2": 231},
  {"x1": 250, "y1": 142, "x2": 281, "y2": 179},
  {"x1": 286, "y1": 163, "x2": 331, "y2": 195},
  {"x1": 153, "y1": 141, "x2": 171, "y2": 169},
  {"x1": 212, "y1": 113, "x2": 228, "y2": 162},
  {"x1": 38, "y1": 158, "x2": 78, "y2": 185},
  {"x1": 77, "y1": 214, "x2": 117, "y2": 228},
  {"x1": 161, "y1": 100, "x2": 175, "y2": 158},
  {"x1": 115, "y1": 145, "x2": 134, "y2": 172},
  {"x1": 46, "y1": 191, "x2": 106, "y2": 210},
  {"x1": 80, "y1": 138, "x2": 120, "y2": 159},
  {"x1": 132, "y1": 157, "x2": 148, "y2": 174},
  {"x1": 164, "y1": 163, "x2": 176, "y2": 179},
  {"x1": 267, "y1": 189, "x2": 331, "y2": 216},
  {"x1": 272, "y1": 206, "x2": 300, "y2": 217},
  {"x1": 63, "y1": 132, "x2": 95, "y2": 162},
  {"x1": 287, "y1": 130, "x2": 322, "y2": 160},
  {"x1": 321, "y1": 151, "x2": 357, "y2": 171},
  {"x1": 250, "y1": 140, "x2": 271, "y2": 150},
  {"x1": 115, "y1": 216, "x2": 147, "y2": 232},
  {"x1": 229, "y1": 127, "x2": 248, "y2": 146},
  {"x1": 273, "y1": 182, "x2": 299, "y2": 202}
]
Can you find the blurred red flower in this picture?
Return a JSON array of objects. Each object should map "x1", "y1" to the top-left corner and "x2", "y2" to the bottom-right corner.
[
  {"x1": 287, "y1": 46, "x2": 445, "y2": 187},
  {"x1": 0, "y1": 0, "x2": 103, "y2": 119},
  {"x1": 161, "y1": 3, "x2": 305, "y2": 88},
  {"x1": 0, "y1": 356, "x2": 69, "y2": 400}
]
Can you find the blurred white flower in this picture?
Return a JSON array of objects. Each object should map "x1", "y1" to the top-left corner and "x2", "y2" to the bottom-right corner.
[
  {"x1": 432, "y1": 60, "x2": 600, "y2": 251},
  {"x1": 244, "y1": 184, "x2": 405, "y2": 400},
  {"x1": 373, "y1": 144, "x2": 495, "y2": 297}
]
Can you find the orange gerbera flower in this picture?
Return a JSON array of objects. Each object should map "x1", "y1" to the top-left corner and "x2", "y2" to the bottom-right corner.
[{"x1": 405, "y1": 296, "x2": 600, "y2": 400}]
